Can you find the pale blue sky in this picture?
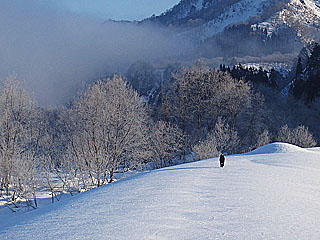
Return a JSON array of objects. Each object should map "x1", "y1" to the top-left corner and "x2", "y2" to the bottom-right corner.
[{"x1": 39, "y1": 0, "x2": 180, "y2": 20}]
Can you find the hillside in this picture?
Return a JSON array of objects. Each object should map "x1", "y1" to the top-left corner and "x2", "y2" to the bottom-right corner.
[
  {"x1": 149, "y1": 0, "x2": 320, "y2": 43},
  {"x1": 1, "y1": 143, "x2": 320, "y2": 239},
  {"x1": 144, "y1": 0, "x2": 320, "y2": 58}
]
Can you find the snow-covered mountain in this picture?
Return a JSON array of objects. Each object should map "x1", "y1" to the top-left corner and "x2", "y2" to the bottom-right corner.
[
  {"x1": 147, "y1": 0, "x2": 320, "y2": 45},
  {"x1": 1, "y1": 142, "x2": 320, "y2": 239}
]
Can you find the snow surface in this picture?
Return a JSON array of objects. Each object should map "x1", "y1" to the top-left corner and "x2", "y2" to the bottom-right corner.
[
  {"x1": 1, "y1": 142, "x2": 320, "y2": 239},
  {"x1": 187, "y1": 0, "x2": 267, "y2": 43},
  {"x1": 246, "y1": 142, "x2": 311, "y2": 155}
]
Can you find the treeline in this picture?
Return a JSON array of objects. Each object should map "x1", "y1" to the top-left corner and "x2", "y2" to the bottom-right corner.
[
  {"x1": 127, "y1": 59, "x2": 320, "y2": 149},
  {"x1": 154, "y1": 61, "x2": 317, "y2": 155},
  {"x1": 126, "y1": 58, "x2": 320, "y2": 153},
  {"x1": 219, "y1": 64, "x2": 280, "y2": 88}
]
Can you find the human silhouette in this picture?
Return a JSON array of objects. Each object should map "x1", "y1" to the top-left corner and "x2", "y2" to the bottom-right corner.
[{"x1": 219, "y1": 154, "x2": 225, "y2": 168}]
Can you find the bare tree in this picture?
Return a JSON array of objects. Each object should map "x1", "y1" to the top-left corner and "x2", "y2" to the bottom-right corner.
[
  {"x1": 251, "y1": 129, "x2": 272, "y2": 150},
  {"x1": 148, "y1": 120, "x2": 184, "y2": 168},
  {"x1": 277, "y1": 125, "x2": 317, "y2": 148},
  {"x1": 65, "y1": 75, "x2": 148, "y2": 187},
  {"x1": 193, "y1": 137, "x2": 218, "y2": 161},
  {"x1": 161, "y1": 61, "x2": 252, "y2": 143},
  {"x1": 0, "y1": 76, "x2": 41, "y2": 208},
  {"x1": 192, "y1": 117, "x2": 239, "y2": 160},
  {"x1": 211, "y1": 117, "x2": 240, "y2": 154}
]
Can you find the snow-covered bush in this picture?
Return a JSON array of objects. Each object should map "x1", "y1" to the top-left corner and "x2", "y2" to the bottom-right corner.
[
  {"x1": 0, "y1": 76, "x2": 43, "y2": 208},
  {"x1": 277, "y1": 125, "x2": 317, "y2": 148},
  {"x1": 148, "y1": 120, "x2": 185, "y2": 168},
  {"x1": 193, "y1": 137, "x2": 218, "y2": 161},
  {"x1": 193, "y1": 118, "x2": 239, "y2": 160},
  {"x1": 213, "y1": 118, "x2": 240, "y2": 154},
  {"x1": 251, "y1": 129, "x2": 272, "y2": 150}
]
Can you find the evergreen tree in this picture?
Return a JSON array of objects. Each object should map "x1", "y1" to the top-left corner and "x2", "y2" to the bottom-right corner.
[
  {"x1": 305, "y1": 43, "x2": 320, "y2": 102},
  {"x1": 292, "y1": 57, "x2": 305, "y2": 100},
  {"x1": 269, "y1": 68, "x2": 278, "y2": 88},
  {"x1": 256, "y1": 67, "x2": 269, "y2": 85}
]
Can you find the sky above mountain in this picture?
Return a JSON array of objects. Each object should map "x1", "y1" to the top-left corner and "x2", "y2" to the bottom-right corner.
[{"x1": 38, "y1": 0, "x2": 181, "y2": 20}]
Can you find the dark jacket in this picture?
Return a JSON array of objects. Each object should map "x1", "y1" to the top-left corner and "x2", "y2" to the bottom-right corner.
[{"x1": 219, "y1": 154, "x2": 225, "y2": 167}]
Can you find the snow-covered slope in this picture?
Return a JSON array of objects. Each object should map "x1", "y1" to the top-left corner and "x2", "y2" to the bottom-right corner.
[
  {"x1": 1, "y1": 142, "x2": 320, "y2": 239},
  {"x1": 185, "y1": 0, "x2": 271, "y2": 43},
  {"x1": 247, "y1": 142, "x2": 311, "y2": 154},
  {"x1": 260, "y1": 0, "x2": 320, "y2": 44},
  {"x1": 150, "y1": 0, "x2": 320, "y2": 44}
]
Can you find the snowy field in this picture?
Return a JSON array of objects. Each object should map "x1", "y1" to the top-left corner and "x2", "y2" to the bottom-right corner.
[{"x1": 0, "y1": 142, "x2": 320, "y2": 239}]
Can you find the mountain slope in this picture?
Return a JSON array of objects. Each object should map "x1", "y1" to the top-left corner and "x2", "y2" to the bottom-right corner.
[
  {"x1": 148, "y1": 0, "x2": 320, "y2": 45},
  {"x1": 1, "y1": 143, "x2": 320, "y2": 239}
]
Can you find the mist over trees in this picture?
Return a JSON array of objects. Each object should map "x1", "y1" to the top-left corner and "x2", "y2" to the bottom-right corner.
[
  {"x1": 201, "y1": 23, "x2": 298, "y2": 58},
  {"x1": 0, "y1": 0, "x2": 191, "y2": 106}
]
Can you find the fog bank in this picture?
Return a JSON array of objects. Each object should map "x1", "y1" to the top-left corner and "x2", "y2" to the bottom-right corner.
[{"x1": 0, "y1": 0, "x2": 190, "y2": 105}]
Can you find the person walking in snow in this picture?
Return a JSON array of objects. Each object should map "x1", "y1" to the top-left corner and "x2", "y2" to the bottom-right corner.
[{"x1": 219, "y1": 154, "x2": 225, "y2": 168}]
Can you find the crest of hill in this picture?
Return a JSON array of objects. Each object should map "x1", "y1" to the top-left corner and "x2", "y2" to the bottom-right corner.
[{"x1": 247, "y1": 142, "x2": 311, "y2": 155}]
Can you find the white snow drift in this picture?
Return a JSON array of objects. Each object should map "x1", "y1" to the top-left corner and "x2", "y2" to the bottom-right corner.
[
  {"x1": 247, "y1": 142, "x2": 311, "y2": 154},
  {"x1": 0, "y1": 142, "x2": 320, "y2": 239}
]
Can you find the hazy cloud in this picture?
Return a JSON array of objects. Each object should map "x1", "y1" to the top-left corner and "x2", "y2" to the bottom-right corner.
[{"x1": 0, "y1": 0, "x2": 190, "y2": 105}]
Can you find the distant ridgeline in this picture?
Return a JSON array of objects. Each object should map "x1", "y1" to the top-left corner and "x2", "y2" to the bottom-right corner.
[
  {"x1": 291, "y1": 43, "x2": 320, "y2": 103},
  {"x1": 146, "y1": 0, "x2": 292, "y2": 27}
]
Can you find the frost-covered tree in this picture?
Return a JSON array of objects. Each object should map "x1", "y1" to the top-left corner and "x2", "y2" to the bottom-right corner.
[
  {"x1": 211, "y1": 118, "x2": 240, "y2": 154},
  {"x1": 193, "y1": 137, "x2": 218, "y2": 161},
  {"x1": 148, "y1": 120, "x2": 184, "y2": 168},
  {"x1": 193, "y1": 117, "x2": 239, "y2": 160},
  {"x1": 0, "y1": 76, "x2": 42, "y2": 207},
  {"x1": 251, "y1": 129, "x2": 272, "y2": 150},
  {"x1": 277, "y1": 125, "x2": 317, "y2": 148},
  {"x1": 161, "y1": 61, "x2": 251, "y2": 141},
  {"x1": 66, "y1": 75, "x2": 148, "y2": 187}
]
